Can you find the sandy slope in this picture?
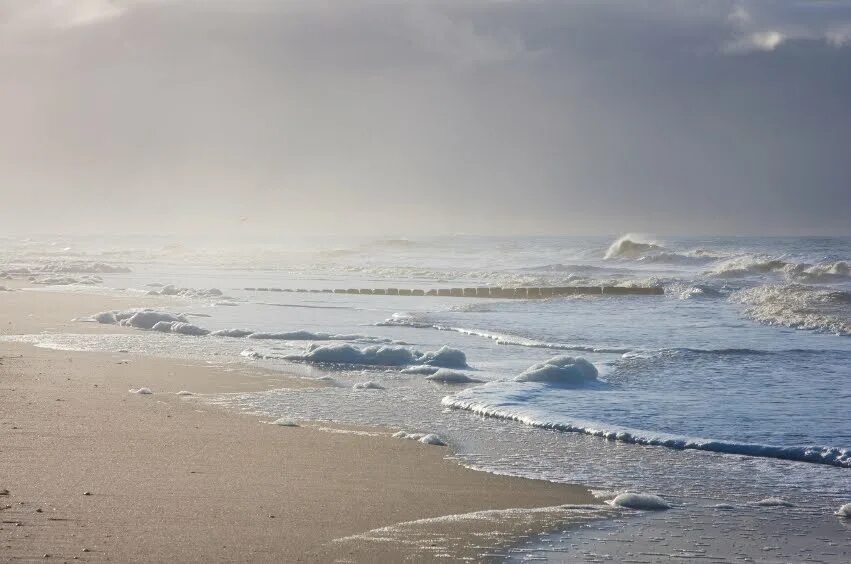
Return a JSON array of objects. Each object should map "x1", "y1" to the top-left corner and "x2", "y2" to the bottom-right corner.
[{"x1": 0, "y1": 288, "x2": 599, "y2": 562}]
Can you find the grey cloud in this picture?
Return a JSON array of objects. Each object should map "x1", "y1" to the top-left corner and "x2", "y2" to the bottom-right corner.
[{"x1": 0, "y1": 1, "x2": 848, "y2": 236}]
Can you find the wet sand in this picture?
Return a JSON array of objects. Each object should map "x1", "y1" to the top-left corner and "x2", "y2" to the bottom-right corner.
[{"x1": 0, "y1": 288, "x2": 600, "y2": 562}]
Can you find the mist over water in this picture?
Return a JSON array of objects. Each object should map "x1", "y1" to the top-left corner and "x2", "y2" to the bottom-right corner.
[{"x1": 2, "y1": 1, "x2": 851, "y2": 560}]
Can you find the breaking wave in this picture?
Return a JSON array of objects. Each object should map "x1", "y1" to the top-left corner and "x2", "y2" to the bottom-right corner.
[
  {"x1": 603, "y1": 234, "x2": 720, "y2": 265},
  {"x1": 604, "y1": 234, "x2": 665, "y2": 259},
  {"x1": 442, "y1": 387, "x2": 851, "y2": 468},
  {"x1": 731, "y1": 284, "x2": 851, "y2": 336},
  {"x1": 709, "y1": 256, "x2": 850, "y2": 283},
  {"x1": 377, "y1": 313, "x2": 633, "y2": 354}
]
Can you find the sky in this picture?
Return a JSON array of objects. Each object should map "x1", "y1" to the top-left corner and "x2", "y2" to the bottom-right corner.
[{"x1": 0, "y1": 0, "x2": 849, "y2": 237}]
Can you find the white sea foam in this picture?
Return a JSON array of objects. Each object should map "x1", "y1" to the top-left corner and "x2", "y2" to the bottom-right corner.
[
  {"x1": 210, "y1": 328, "x2": 254, "y2": 337},
  {"x1": 121, "y1": 310, "x2": 189, "y2": 330},
  {"x1": 353, "y1": 381, "x2": 385, "y2": 390},
  {"x1": 604, "y1": 234, "x2": 665, "y2": 259},
  {"x1": 785, "y1": 261, "x2": 850, "y2": 284},
  {"x1": 400, "y1": 365, "x2": 440, "y2": 375},
  {"x1": 151, "y1": 320, "x2": 210, "y2": 336},
  {"x1": 393, "y1": 431, "x2": 447, "y2": 446},
  {"x1": 146, "y1": 284, "x2": 225, "y2": 299},
  {"x1": 708, "y1": 256, "x2": 788, "y2": 278},
  {"x1": 332, "y1": 503, "x2": 616, "y2": 549},
  {"x1": 282, "y1": 343, "x2": 469, "y2": 369},
  {"x1": 732, "y1": 284, "x2": 850, "y2": 335},
  {"x1": 176, "y1": 390, "x2": 194, "y2": 396},
  {"x1": 418, "y1": 433, "x2": 447, "y2": 446},
  {"x1": 284, "y1": 343, "x2": 418, "y2": 366},
  {"x1": 1, "y1": 261, "x2": 129, "y2": 276},
  {"x1": 836, "y1": 503, "x2": 851, "y2": 517},
  {"x1": 514, "y1": 355, "x2": 599, "y2": 385},
  {"x1": 713, "y1": 503, "x2": 736, "y2": 510},
  {"x1": 678, "y1": 284, "x2": 724, "y2": 300},
  {"x1": 32, "y1": 275, "x2": 103, "y2": 286},
  {"x1": 273, "y1": 418, "x2": 299, "y2": 426},
  {"x1": 416, "y1": 345, "x2": 468, "y2": 368},
  {"x1": 424, "y1": 369, "x2": 482, "y2": 384},
  {"x1": 379, "y1": 315, "x2": 632, "y2": 354},
  {"x1": 93, "y1": 310, "x2": 398, "y2": 344},
  {"x1": 708, "y1": 255, "x2": 850, "y2": 284},
  {"x1": 609, "y1": 492, "x2": 671, "y2": 510},
  {"x1": 247, "y1": 330, "x2": 392, "y2": 343},
  {"x1": 755, "y1": 497, "x2": 794, "y2": 507},
  {"x1": 129, "y1": 387, "x2": 152, "y2": 394}
]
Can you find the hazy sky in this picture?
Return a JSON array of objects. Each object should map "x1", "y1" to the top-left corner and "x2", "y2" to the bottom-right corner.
[{"x1": 1, "y1": 0, "x2": 849, "y2": 236}]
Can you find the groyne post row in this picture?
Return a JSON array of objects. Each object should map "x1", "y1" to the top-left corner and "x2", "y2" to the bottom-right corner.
[{"x1": 241, "y1": 286, "x2": 664, "y2": 298}]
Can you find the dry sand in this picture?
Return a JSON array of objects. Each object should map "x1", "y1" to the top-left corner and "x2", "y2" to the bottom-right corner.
[{"x1": 0, "y1": 288, "x2": 601, "y2": 562}]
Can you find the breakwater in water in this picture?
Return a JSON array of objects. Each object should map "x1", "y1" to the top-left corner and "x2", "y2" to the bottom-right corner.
[{"x1": 240, "y1": 286, "x2": 664, "y2": 298}]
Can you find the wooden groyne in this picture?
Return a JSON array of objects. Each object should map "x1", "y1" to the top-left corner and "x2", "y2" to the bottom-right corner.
[{"x1": 241, "y1": 286, "x2": 664, "y2": 298}]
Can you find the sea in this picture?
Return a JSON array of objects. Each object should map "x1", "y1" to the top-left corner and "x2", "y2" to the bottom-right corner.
[{"x1": 2, "y1": 233, "x2": 849, "y2": 561}]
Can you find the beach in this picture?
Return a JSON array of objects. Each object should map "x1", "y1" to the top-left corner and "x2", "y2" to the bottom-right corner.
[
  {"x1": 1, "y1": 233, "x2": 849, "y2": 563},
  {"x1": 0, "y1": 288, "x2": 599, "y2": 562}
]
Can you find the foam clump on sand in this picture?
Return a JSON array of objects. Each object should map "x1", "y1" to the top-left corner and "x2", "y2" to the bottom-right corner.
[
  {"x1": 353, "y1": 381, "x2": 385, "y2": 390},
  {"x1": 514, "y1": 355, "x2": 598, "y2": 385},
  {"x1": 93, "y1": 309, "x2": 189, "y2": 329},
  {"x1": 209, "y1": 329, "x2": 394, "y2": 342},
  {"x1": 176, "y1": 391, "x2": 193, "y2": 396},
  {"x1": 283, "y1": 343, "x2": 469, "y2": 369},
  {"x1": 836, "y1": 503, "x2": 851, "y2": 517},
  {"x1": 609, "y1": 492, "x2": 671, "y2": 510},
  {"x1": 33, "y1": 275, "x2": 102, "y2": 286},
  {"x1": 240, "y1": 349, "x2": 265, "y2": 360},
  {"x1": 400, "y1": 365, "x2": 439, "y2": 375},
  {"x1": 272, "y1": 418, "x2": 299, "y2": 427},
  {"x1": 151, "y1": 321, "x2": 210, "y2": 336},
  {"x1": 393, "y1": 431, "x2": 447, "y2": 446},
  {"x1": 129, "y1": 387, "x2": 153, "y2": 395},
  {"x1": 92, "y1": 309, "x2": 212, "y2": 335},
  {"x1": 424, "y1": 369, "x2": 482, "y2": 384},
  {"x1": 419, "y1": 434, "x2": 447, "y2": 446},
  {"x1": 210, "y1": 328, "x2": 254, "y2": 337},
  {"x1": 285, "y1": 343, "x2": 416, "y2": 365},
  {"x1": 755, "y1": 497, "x2": 794, "y2": 507},
  {"x1": 38, "y1": 261, "x2": 130, "y2": 274},
  {"x1": 417, "y1": 345, "x2": 468, "y2": 368},
  {"x1": 146, "y1": 285, "x2": 224, "y2": 299}
]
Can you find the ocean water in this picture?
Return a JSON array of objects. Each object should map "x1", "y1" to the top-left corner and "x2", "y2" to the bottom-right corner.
[{"x1": 3, "y1": 233, "x2": 850, "y2": 559}]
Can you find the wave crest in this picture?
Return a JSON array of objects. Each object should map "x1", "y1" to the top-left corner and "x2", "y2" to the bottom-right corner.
[
  {"x1": 604, "y1": 234, "x2": 664, "y2": 259},
  {"x1": 731, "y1": 284, "x2": 851, "y2": 336},
  {"x1": 441, "y1": 390, "x2": 851, "y2": 468}
]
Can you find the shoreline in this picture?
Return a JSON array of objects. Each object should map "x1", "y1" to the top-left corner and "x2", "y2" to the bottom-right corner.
[{"x1": 1, "y1": 288, "x2": 602, "y2": 562}]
